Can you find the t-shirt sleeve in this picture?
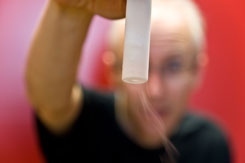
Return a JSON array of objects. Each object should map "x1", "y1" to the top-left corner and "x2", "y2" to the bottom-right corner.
[{"x1": 34, "y1": 87, "x2": 113, "y2": 162}]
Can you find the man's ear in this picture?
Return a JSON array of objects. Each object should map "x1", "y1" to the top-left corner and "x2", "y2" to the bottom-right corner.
[
  {"x1": 102, "y1": 50, "x2": 118, "y2": 87},
  {"x1": 198, "y1": 52, "x2": 208, "y2": 68},
  {"x1": 102, "y1": 50, "x2": 116, "y2": 68},
  {"x1": 193, "y1": 52, "x2": 208, "y2": 89}
]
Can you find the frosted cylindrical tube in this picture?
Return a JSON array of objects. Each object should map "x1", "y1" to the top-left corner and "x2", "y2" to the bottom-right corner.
[{"x1": 122, "y1": 0, "x2": 152, "y2": 84}]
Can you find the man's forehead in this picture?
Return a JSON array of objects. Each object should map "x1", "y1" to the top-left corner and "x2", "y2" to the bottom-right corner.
[
  {"x1": 149, "y1": 20, "x2": 194, "y2": 64},
  {"x1": 150, "y1": 20, "x2": 190, "y2": 42},
  {"x1": 150, "y1": 18, "x2": 192, "y2": 50}
]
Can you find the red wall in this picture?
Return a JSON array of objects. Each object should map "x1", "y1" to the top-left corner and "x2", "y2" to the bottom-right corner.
[
  {"x1": 192, "y1": 0, "x2": 245, "y2": 162},
  {"x1": 0, "y1": 0, "x2": 244, "y2": 162}
]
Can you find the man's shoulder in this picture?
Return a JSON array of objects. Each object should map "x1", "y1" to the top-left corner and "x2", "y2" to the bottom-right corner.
[
  {"x1": 172, "y1": 112, "x2": 231, "y2": 163},
  {"x1": 172, "y1": 112, "x2": 229, "y2": 146}
]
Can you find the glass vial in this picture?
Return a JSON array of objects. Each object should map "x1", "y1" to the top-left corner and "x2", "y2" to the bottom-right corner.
[{"x1": 122, "y1": 0, "x2": 152, "y2": 84}]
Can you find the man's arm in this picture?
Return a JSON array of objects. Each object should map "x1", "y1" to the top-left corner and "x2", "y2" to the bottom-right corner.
[
  {"x1": 25, "y1": 0, "x2": 125, "y2": 134},
  {"x1": 25, "y1": 0, "x2": 126, "y2": 134},
  {"x1": 25, "y1": 0, "x2": 93, "y2": 134}
]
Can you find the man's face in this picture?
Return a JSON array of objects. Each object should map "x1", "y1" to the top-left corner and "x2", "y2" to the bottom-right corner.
[{"x1": 113, "y1": 18, "x2": 202, "y2": 148}]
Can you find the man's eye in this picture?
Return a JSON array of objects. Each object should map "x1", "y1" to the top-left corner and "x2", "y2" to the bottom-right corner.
[{"x1": 165, "y1": 61, "x2": 182, "y2": 73}]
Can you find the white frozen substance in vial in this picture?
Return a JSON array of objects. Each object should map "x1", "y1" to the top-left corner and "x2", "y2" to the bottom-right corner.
[{"x1": 122, "y1": 0, "x2": 152, "y2": 84}]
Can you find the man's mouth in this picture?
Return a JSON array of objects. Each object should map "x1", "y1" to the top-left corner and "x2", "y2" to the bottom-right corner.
[{"x1": 155, "y1": 107, "x2": 170, "y2": 118}]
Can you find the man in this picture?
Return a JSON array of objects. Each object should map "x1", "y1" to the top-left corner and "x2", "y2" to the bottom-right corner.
[{"x1": 25, "y1": 0, "x2": 231, "y2": 162}]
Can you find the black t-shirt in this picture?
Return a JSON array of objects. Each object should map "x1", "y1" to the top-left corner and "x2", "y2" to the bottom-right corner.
[{"x1": 35, "y1": 88, "x2": 231, "y2": 163}]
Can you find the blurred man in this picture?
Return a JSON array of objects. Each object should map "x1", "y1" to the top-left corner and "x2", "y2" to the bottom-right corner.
[{"x1": 25, "y1": 0, "x2": 231, "y2": 162}]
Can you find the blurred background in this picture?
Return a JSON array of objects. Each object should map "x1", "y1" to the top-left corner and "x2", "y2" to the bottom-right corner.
[{"x1": 0, "y1": 0, "x2": 244, "y2": 162}]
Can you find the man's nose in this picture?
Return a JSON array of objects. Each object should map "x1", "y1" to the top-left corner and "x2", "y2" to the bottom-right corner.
[{"x1": 147, "y1": 72, "x2": 164, "y2": 99}]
